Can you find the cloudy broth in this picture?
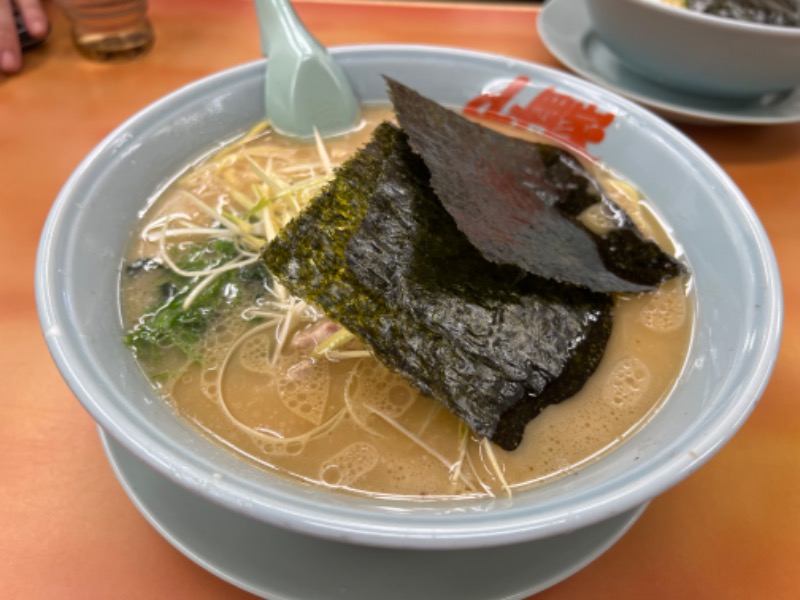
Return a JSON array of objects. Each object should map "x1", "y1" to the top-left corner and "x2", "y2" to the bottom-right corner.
[{"x1": 121, "y1": 107, "x2": 693, "y2": 500}]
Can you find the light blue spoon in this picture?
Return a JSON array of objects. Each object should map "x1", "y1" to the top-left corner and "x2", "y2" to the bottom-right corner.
[{"x1": 254, "y1": 0, "x2": 360, "y2": 138}]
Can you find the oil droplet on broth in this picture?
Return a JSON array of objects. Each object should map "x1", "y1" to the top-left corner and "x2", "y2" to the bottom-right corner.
[
  {"x1": 260, "y1": 438, "x2": 306, "y2": 457},
  {"x1": 601, "y1": 356, "x2": 652, "y2": 409},
  {"x1": 239, "y1": 331, "x2": 274, "y2": 374},
  {"x1": 344, "y1": 359, "x2": 416, "y2": 428},
  {"x1": 279, "y1": 358, "x2": 330, "y2": 426},
  {"x1": 320, "y1": 442, "x2": 380, "y2": 487},
  {"x1": 639, "y1": 278, "x2": 687, "y2": 333}
]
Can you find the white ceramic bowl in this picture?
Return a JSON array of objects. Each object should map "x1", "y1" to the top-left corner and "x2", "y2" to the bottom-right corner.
[
  {"x1": 586, "y1": 0, "x2": 800, "y2": 98},
  {"x1": 36, "y1": 45, "x2": 782, "y2": 551}
]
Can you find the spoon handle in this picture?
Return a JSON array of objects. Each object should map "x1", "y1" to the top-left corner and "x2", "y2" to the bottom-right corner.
[{"x1": 254, "y1": 0, "x2": 317, "y2": 56}]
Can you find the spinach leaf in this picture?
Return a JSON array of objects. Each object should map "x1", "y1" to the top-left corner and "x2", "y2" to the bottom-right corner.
[{"x1": 124, "y1": 238, "x2": 271, "y2": 361}]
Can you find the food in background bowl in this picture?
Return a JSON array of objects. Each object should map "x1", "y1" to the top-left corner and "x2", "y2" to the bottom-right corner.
[
  {"x1": 36, "y1": 46, "x2": 781, "y2": 552},
  {"x1": 586, "y1": 0, "x2": 800, "y2": 97},
  {"x1": 662, "y1": 0, "x2": 800, "y2": 27}
]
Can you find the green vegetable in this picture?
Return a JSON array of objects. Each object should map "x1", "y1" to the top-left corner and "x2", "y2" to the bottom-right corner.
[{"x1": 124, "y1": 238, "x2": 271, "y2": 361}]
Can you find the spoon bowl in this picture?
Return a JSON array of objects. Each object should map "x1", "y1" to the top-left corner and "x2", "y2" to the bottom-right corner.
[{"x1": 254, "y1": 0, "x2": 360, "y2": 137}]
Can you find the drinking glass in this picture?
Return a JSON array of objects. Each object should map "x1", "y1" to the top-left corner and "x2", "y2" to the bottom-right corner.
[{"x1": 56, "y1": 0, "x2": 154, "y2": 62}]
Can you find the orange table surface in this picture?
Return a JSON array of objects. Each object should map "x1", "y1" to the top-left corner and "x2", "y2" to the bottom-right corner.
[{"x1": 2, "y1": 0, "x2": 798, "y2": 598}]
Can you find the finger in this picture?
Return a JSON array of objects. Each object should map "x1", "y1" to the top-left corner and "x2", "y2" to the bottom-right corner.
[
  {"x1": 15, "y1": 0, "x2": 48, "y2": 38},
  {"x1": 0, "y1": 1, "x2": 23, "y2": 73}
]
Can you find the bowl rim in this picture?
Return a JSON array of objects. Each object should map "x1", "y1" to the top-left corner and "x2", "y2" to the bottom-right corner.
[
  {"x1": 628, "y1": 0, "x2": 800, "y2": 35},
  {"x1": 35, "y1": 43, "x2": 784, "y2": 549}
]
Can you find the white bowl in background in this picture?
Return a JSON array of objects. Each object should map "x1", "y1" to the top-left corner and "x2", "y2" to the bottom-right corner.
[{"x1": 586, "y1": 0, "x2": 800, "y2": 98}]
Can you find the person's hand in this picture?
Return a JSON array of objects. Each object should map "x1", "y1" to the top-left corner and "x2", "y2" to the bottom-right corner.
[{"x1": 0, "y1": 0, "x2": 48, "y2": 74}]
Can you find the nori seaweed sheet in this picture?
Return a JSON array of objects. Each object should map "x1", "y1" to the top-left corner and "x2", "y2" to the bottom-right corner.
[
  {"x1": 386, "y1": 77, "x2": 684, "y2": 293},
  {"x1": 264, "y1": 123, "x2": 613, "y2": 450}
]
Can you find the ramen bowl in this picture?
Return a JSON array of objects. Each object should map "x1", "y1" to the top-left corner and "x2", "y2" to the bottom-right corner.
[
  {"x1": 36, "y1": 45, "x2": 781, "y2": 567},
  {"x1": 586, "y1": 0, "x2": 800, "y2": 98}
]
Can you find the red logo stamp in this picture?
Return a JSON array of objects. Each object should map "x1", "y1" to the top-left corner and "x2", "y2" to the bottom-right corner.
[{"x1": 463, "y1": 76, "x2": 614, "y2": 155}]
